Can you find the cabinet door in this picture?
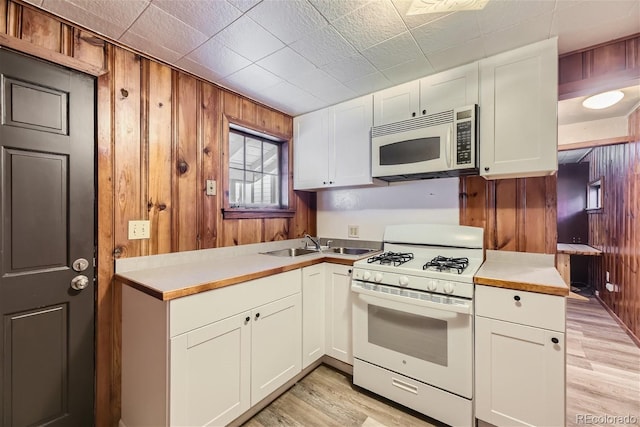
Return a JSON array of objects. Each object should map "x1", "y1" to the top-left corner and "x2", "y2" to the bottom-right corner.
[
  {"x1": 294, "y1": 108, "x2": 329, "y2": 189},
  {"x1": 373, "y1": 80, "x2": 420, "y2": 126},
  {"x1": 251, "y1": 293, "x2": 302, "y2": 404},
  {"x1": 420, "y1": 62, "x2": 478, "y2": 114},
  {"x1": 475, "y1": 316, "x2": 565, "y2": 427},
  {"x1": 302, "y1": 264, "x2": 326, "y2": 368},
  {"x1": 330, "y1": 95, "x2": 374, "y2": 187},
  {"x1": 170, "y1": 312, "x2": 251, "y2": 427},
  {"x1": 479, "y1": 38, "x2": 558, "y2": 178},
  {"x1": 325, "y1": 264, "x2": 353, "y2": 364}
]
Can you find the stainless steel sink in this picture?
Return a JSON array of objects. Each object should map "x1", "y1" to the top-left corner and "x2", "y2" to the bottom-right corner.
[
  {"x1": 327, "y1": 247, "x2": 377, "y2": 255},
  {"x1": 262, "y1": 247, "x2": 318, "y2": 257}
]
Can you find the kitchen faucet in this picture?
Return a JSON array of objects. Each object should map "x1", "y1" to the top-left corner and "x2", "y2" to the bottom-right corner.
[{"x1": 304, "y1": 234, "x2": 321, "y2": 250}]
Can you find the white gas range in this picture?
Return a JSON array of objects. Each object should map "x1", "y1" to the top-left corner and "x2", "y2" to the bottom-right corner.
[{"x1": 351, "y1": 224, "x2": 484, "y2": 427}]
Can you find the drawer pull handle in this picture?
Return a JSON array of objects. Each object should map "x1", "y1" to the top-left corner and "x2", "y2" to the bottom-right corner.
[
  {"x1": 255, "y1": 313, "x2": 260, "y2": 320},
  {"x1": 392, "y1": 378, "x2": 418, "y2": 395},
  {"x1": 551, "y1": 337, "x2": 559, "y2": 344},
  {"x1": 245, "y1": 316, "x2": 250, "y2": 323},
  {"x1": 513, "y1": 295, "x2": 521, "y2": 301}
]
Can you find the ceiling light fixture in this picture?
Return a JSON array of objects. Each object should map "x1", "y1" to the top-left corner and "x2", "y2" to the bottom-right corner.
[
  {"x1": 582, "y1": 90, "x2": 625, "y2": 110},
  {"x1": 406, "y1": 0, "x2": 489, "y2": 15}
]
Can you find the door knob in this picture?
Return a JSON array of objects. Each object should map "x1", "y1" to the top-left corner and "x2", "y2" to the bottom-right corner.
[{"x1": 71, "y1": 275, "x2": 89, "y2": 291}]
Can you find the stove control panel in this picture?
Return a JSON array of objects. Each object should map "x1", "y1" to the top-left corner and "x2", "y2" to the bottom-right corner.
[{"x1": 351, "y1": 268, "x2": 473, "y2": 298}]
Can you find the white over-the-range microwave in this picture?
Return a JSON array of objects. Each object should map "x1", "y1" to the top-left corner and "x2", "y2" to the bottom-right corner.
[{"x1": 371, "y1": 105, "x2": 478, "y2": 182}]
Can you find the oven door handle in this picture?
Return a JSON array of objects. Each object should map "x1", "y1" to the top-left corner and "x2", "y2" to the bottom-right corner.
[{"x1": 351, "y1": 284, "x2": 472, "y2": 315}]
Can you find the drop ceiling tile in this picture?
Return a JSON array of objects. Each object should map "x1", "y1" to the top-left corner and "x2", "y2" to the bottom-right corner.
[
  {"x1": 67, "y1": 0, "x2": 149, "y2": 28},
  {"x1": 152, "y1": 0, "x2": 242, "y2": 37},
  {"x1": 175, "y1": 57, "x2": 226, "y2": 83},
  {"x1": 257, "y1": 47, "x2": 317, "y2": 80},
  {"x1": 381, "y1": 56, "x2": 434, "y2": 85},
  {"x1": 259, "y1": 81, "x2": 325, "y2": 115},
  {"x1": 344, "y1": 71, "x2": 391, "y2": 95},
  {"x1": 287, "y1": 68, "x2": 356, "y2": 104},
  {"x1": 125, "y1": 4, "x2": 208, "y2": 55},
  {"x1": 426, "y1": 37, "x2": 485, "y2": 72},
  {"x1": 391, "y1": 0, "x2": 454, "y2": 29},
  {"x1": 227, "y1": 0, "x2": 262, "y2": 13},
  {"x1": 290, "y1": 25, "x2": 357, "y2": 67},
  {"x1": 475, "y1": 0, "x2": 555, "y2": 35},
  {"x1": 221, "y1": 64, "x2": 283, "y2": 95},
  {"x1": 247, "y1": 0, "x2": 327, "y2": 44},
  {"x1": 308, "y1": 0, "x2": 372, "y2": 22},
  {"x1": 119, "y1": 31, "x2": 183, "y2": 63},
  {"x1": 481, "y1": 13, "x2": 553, "y2": 57},
  {"x1": 214, "y1": 15, "x2": 284, "y2": 61},
  {"x1": 42, "y1": 0, "x2": 129, "y2": 39},
  {"x1": 412, "y1": 11, "x2": 482, "y2": 55},
  {"x1": 361, "y1": 31, "x2": 424, "y2": 71},
  {"x1": 321, "y1": 54, "x2": 376, "y2": 83},
  {"x1": 332, "y1": 0, "x2": 407, "y2": 50},
  {"x1": 552, "y1": 0, "x2": 640, "y2": 54},
  {"x1": 186, "y1": 38, "x2": 251, "y2": 78}
]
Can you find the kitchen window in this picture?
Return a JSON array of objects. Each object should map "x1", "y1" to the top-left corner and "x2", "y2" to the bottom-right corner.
[{"x1": 222, "y1": 120, "x2": 294, "y2": 219}]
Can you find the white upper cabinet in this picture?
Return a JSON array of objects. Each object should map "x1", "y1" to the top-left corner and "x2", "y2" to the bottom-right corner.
[
  {"x1": 294, "y1": 108, "x2": 329, "y2": 189},
  {"x1": 373, "y1": 63, "x2": 479, "y2": 126},
  {"x1": 479, "y1": 38, "x2": 558, "y2": 179},
  {"x1": 373, "y1": 80, "x2": 420, "y2": 126},
  {"x1": 420, "y1": 62, "x2": 479, "y2": 114},
  {"x1": 294, "y1": 94, "x2": 375, "y2": 190}
]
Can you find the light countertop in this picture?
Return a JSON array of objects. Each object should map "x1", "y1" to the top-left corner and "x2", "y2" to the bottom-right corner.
[
  {"x1": 557, "y1": 243, "x2": 602, "y2": 256},
  {"x1": 475, "y1": 250, "x2": 569, "y2": 296},
  {"x1": 115, "y1": 243, "x2": 378, "y2": 301}
]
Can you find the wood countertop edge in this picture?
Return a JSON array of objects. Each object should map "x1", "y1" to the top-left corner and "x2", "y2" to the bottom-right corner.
[
  {"x1": 115, "y1": 255, "x2": 359, "y2": 301},
  {"x1": 474, "y1": 276, "x2": 569, "y2": 297}
]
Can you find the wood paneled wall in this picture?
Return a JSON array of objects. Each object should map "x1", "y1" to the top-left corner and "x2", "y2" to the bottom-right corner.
[
  {"x1": 585, "y1": 107, "x2": 640, "y2": 342},
  {"x1": 559, "y1": 33, "x2": 640, "y2": 100},
  {"x1": 1, "y1": 2, "x2": 316, "y2": 426},
  {"x1": 460, "y1": 176, "x2": 557, "y2": 254}
]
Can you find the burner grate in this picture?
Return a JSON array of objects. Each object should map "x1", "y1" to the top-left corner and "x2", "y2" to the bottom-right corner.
[
  {"x1": 367, "y1": 251, "x2": 414, "y2": 267},
  {"x1": 423, "y1": 256, "x2": 469, "y2": 274}
]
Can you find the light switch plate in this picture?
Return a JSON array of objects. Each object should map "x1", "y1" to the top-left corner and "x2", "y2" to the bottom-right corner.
[
  {"x1": 348, "y1": 225, "x2": 359, "y2": 238},
  {"x1": 128, "y1": 220, "x2": 150, "y2": 239},
  {"x1": 206, "y1": 179, "x2": 216, "y2": 196}
]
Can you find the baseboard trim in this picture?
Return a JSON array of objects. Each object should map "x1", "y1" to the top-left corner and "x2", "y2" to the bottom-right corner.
[{"x1": 595, "y1": 294, "x2": 640, "y2": 348}]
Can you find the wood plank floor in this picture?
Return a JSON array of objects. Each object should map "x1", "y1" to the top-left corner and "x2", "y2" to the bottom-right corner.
[{"x1": 244, "y1": 297, "x2": 640, "y2": 427}]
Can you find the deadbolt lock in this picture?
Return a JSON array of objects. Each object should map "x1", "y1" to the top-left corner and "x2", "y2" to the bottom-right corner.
[{"x1": 72, "y1": 258, "x2": 90, "y2": 272}]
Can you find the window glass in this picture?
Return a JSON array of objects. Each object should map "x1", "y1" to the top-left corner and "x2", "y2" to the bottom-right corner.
[{"x1": 229, "y1": 130, "x2": 281, "y2": 208}]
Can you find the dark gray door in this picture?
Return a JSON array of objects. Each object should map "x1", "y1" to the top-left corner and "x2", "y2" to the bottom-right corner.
[{"x1": 0, "y1": 49, "x2": 95, "y2": 426}]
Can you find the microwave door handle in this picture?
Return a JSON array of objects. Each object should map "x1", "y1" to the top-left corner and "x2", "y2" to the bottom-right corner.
[{"x1": 445, "y1": 127, "x2": 452, "y2": 168}]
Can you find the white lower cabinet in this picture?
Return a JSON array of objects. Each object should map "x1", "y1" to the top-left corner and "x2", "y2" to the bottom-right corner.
[
  {"x1": 170, "y1": 311, "x2": 251, "y2": 426},
  {"x1": 302, "y1": 264, "x2": 326, "y2": 368},
  {"x1": 121, "y1": 270, "x2": 301, "y2": 427},
  {"x1": 250, "y1": 293, "x2": 302, "y2": 404},
  {"x1": 325, "y1": 263, "x2": 353, "y2": 364},
  {"x1": 474, "y1": 285, "x2": 566, "y2": 427}
]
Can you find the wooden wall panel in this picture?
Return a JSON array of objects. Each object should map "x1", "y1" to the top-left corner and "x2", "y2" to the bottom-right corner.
[
  {"x1": 146, "y1": 60, "x2": 173, "y2": 255},
  {"x1": 200, "y1": 82, "x2": 222, "y2": 249},
  {"x1": 586, "y1": 107, "x2": 640, "y2": 342},
  {"x1": 19, "y1": 6, "x2": 59, "y2": 51},
  {"x1": 113, "y1": 48, "x2": 143, "y2": 259},
  {"x1": 174, "y1": 73, "x2": 199, "y2": 251},
  {"x1": 460, "y1": 176, "x2": 557, "y2": 254},
  {"x1": 1, "y1": 3, "x2": 315, "y2": 425}
]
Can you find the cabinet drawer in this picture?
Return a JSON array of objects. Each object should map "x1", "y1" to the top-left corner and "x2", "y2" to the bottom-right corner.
[{"x1": 475, "y1": 285, "x2": 565, "y2": 332}]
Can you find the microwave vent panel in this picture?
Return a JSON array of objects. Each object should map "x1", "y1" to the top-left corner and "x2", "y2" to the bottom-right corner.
[{"x1": 371, "y1": 110, "x2": 454, "y2": 138}]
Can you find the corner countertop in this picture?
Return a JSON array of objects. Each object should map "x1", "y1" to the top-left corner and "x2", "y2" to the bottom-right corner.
[
  {"x1": 474, "y1": 250, "x2": 569, "y2": 296},
  {"x1": 114, "y1": 240, "x2": 380, "y2": 301}
]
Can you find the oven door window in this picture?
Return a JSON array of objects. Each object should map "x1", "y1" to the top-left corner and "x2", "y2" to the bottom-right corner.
[
  {"x1": 368, "y1": 305, "x2": 447, "y2": 367},
  {"x1": 379, "y1": 137, "x2": 440, "y2": 165}
]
